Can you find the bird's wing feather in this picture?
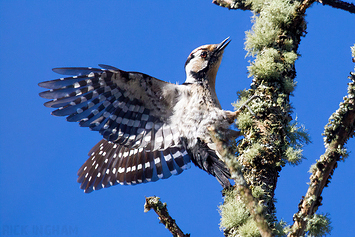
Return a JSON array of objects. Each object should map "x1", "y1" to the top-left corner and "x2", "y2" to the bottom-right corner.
[
  {"x1": 77, "y1": 139, "x2": 191, "y2": 193},
  {"x1": 39, "y1": 65, "x2": 194, "y2": 192},
  {"x1": 39, "y1": 65, "x2": 179, "y2": 148}
]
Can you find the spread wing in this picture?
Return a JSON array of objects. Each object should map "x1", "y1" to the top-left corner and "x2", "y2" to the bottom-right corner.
[
  {"x1": 39, "y1": 64, "x2": 176, "y2": 147},
  {"x1": 39, "y1": 65, "x2": 192, "y2": 192},
  {"x1": 77, "y1": 139, "x2": 191, "y2": 193}
]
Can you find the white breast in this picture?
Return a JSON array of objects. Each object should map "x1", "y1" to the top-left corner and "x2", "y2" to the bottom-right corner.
[{"x1": 170, "y1": 84, "x2": 230, "y2": 148}]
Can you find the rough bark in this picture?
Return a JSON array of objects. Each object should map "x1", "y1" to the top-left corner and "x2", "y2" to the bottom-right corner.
[
  {"x1": 288, "y1": 72, "x2": 355, "y2": 236},
  {"x1": 144, "y1": 196, "x2": 190, "y2": 237}
]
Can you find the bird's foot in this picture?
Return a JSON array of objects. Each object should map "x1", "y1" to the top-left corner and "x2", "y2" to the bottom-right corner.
[{"x1": 227, "y1": 95, "x2": 260, "y2": 122}]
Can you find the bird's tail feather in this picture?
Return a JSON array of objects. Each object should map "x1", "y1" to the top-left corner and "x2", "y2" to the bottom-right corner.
[{"x1": 188, "y1": 138, "x2": 231, "y2": 188}]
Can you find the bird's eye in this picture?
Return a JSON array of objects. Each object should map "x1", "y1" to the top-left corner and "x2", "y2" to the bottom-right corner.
[{"x1": 200, "y1": 51, "x2": 207, "y2": 58}]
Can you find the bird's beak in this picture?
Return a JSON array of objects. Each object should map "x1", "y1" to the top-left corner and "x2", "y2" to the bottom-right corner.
[{"x1": 215, "y1": 37, "x2": 231, "y2": 53}]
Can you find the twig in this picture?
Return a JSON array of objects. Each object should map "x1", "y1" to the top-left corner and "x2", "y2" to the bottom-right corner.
[
  {"x1": 299, "y1": 0, "x2": 317, "y2": 14},
  {"x1": 144, "y1": 196, "x2": 190, "y2": 237},
  {"x1": 318, "y1": 0, "x2": 355, "y2": 13},
  {"x1": 288, "y1": 72, "x2": 355, "y2": 236}
]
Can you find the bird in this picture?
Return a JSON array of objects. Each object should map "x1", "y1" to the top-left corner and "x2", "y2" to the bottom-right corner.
[{"x1": 39, "y1": 37, "x2": 244, "y2": 193}]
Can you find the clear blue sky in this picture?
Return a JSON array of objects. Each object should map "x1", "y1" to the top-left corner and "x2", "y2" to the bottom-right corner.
[{"x1": 1, "y1": 1, "x2": 354, "y2": 236}]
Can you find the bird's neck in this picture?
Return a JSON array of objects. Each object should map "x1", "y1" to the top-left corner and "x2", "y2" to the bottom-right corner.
[{"x1": 187, "y1": 78, "x2": 221, "y2": 108}]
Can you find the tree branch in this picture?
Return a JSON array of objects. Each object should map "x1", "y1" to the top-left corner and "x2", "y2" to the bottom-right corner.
[
  {"x1": 318, "y1": 0, "x2": 355, "y2": 14},
  {"x1": 144, "y1": 196, "x2": 190, "y2": 237},
  {"x1": 299, "y1": 0, "x2": 317, "y2": 14},
  {"x1": 209, "y1": 127, "x2": 273, "y2": 237},
  {"x1": 288, "y1": 71, "x2": 355, "y2": 236},
  {"x1": 216, "y1": 1, "x2": 314, "y2": 236},
  {"x1": 215, "y1": 0, "x2": 353, "y2": 235},
  {"x1": 212, "y1": 0, "x2": 252, "y2": 10},
  {"x1": 213, "y1": 0, "x2": 355, "y2": 14}
]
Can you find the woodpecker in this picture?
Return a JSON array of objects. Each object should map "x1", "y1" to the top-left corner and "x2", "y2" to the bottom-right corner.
[{"x1": 39, "y1": 38, "x2": 243, "y2": 193}]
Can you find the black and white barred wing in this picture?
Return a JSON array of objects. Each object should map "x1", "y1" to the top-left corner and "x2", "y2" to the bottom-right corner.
[
  {"x1": 77, "y1": 139, "x2": 190, "y2": 193},
  {"x1": 39, "y1": 65, "x2": 175, "y2": 148},
  {"x1": 39, "y1": 65, "x2": 191, "y2": 193}
]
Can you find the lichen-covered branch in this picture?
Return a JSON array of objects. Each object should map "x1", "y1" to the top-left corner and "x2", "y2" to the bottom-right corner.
[
  {"x1": 318, "y1": 0, "x2": 355, "y2": 13},
  {"x1": 209, "y1": 127, "x2": 273, "y2": 237},
  {"x1": 212, "y1": 0, "x2": 355, "y2": 13},
  {"x1": 288, "y1": 56, "x2": 355, "y2": 236},
  {"x1": 212, "y1": 0, "x2": 252, "y2": 10},
  {"x1": 237, "y1": 0, "x2": 309, "y2": 217},
  {"x1": 144, "y1": 196, "x2": 190, "y2": 237},
  {"x1": 216, "y1": 0, "x2": 313, "y2": 236}
]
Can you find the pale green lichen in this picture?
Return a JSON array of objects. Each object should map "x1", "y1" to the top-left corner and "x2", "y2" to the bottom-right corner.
[
  {"x1": 248, "y1": 48, "x2": 285, "y2": 80},
  {"x1": 238, "y1": 218, "x2": 262, "y2": 237},
  {"x1": 245, "y1": 0, "x2": 300, "y2": 56},
  {"x1": 219, "y1": 189, "x2": 250, "y2": 233},
  {"x1": 309, "y1": 163, "x2": 318, "y2": 173},
  {"x1": 284, "y1": 146, "x2": 303, "y2": 165},
  {"x1": 351, "y1": 44, "x2": 355, "y2": 58},
  {"x1": 283, "y1": 77, "x2": 297, "y2": 94},
  {"x1": 283, "y1": 51, "x2": 298, "y2": 65},
  {"x1": 236, "y1": 113, "x2": 255, "y2": 131},
  {"x1": 305, "y1": 214, "x2": 332, "y2": 237},
  {"x1": 284, "y1": 120, "x2": 311, "y2": 164},
  {"x1": 274, "y1": 219, "x2": 289, "y2": 237},
  {"x1": 251, "y1": 185, "x2": 265, "y2": 199},
  {"x1": 245, "y1": 0, "x2": 266, "y2": 12},
  {"x1": 244, "y1": 142, "x2": 264, "y2": 163}
]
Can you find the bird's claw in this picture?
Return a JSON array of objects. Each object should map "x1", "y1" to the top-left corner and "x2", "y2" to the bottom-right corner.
[{"x1": 228, "y1": 95, "x2": 260, "y2": 121}]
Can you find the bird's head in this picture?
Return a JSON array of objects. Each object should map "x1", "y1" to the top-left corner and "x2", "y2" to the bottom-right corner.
[{"x1": 184, "y1": 37, "x2": 230, "y2": 86}]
